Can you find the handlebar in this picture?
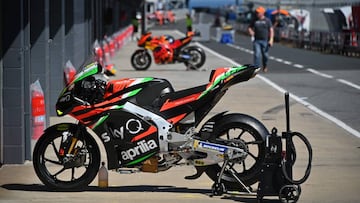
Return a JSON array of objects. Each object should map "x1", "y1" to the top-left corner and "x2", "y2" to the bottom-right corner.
[{"x1": 73, "y1": 96, "x2": 90, "y2": 106}]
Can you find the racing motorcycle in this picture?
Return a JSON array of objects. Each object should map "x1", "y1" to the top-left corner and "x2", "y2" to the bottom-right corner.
[
  {"x1": 33, "y1": 61, "x2": 269, "y2": 191},
  {"x1": 131, "y1": 31, "x2": 206, "y2": 71}
]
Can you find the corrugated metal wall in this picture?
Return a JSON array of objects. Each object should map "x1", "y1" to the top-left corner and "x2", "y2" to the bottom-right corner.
[{"x1": 0, "y1": 0, "x2": 141, "y2": 164}]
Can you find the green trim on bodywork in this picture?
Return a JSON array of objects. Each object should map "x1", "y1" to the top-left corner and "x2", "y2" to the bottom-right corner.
[
  {"x1": 125, "y1": 77, "x2": 154, "y2": 98},
  {"x1": 142, "y1": 77, "x2": 154, "y2": 83},
  {"x1": 198, "y1": 66, "x2": 247, "y2": 99},
  {"x1": 128, "y1": 88, "x2": 142, "y2": 97},
  {"x1": 92, "y1": 115, "x2": 109, "y2": 130},
  {"x1": 92, "y1": 105, "x2": 124, "y2": 130},
  {"x1": 126, "y1": 152, "x2": 157, "y2": 166},
  {"x1": 73, "y1": 63, "x2": 99, "y2": 83}
]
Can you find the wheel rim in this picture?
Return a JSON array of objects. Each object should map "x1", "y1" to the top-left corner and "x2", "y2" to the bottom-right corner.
[
  {"x1": 133, "y1": 52, "x2": 150, "y2": 69},
  {"x1": 206, "y1": 123, "x2": 265, "y2": 187},
  {"x1": 189, "y1": 50, "x2": 201, "y2": 65},
  {"x1": 218, "y1": 126, "x2": 263, "y2": 179},
  {"x1": 35, "y1": 131, "x2": 99, "y2": 188}
]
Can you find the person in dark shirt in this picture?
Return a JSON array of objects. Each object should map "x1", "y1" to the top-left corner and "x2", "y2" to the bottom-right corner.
[{"x1": 248, "y1": 6, "x2": 274, "y2": 72}]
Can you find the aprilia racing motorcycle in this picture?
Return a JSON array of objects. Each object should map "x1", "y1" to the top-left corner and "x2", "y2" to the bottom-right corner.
[
  {"x1": 33, "y1": 62, "x2": 269, "y2": 191},
  {"x1": 131, "y1": 31, "x2": 206, "y2": 71}
]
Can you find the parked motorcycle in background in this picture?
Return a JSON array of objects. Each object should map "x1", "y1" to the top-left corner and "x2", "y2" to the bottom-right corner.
[{"x1": 131, "y1": 31, "x2": 206, "y2": 71}]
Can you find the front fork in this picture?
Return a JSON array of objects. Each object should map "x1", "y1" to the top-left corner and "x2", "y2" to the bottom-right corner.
[{"x1": 59, "y1": 123, "x2": 85, "y2": 157}]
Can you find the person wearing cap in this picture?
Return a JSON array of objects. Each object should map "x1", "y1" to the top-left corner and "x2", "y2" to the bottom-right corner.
[{"x1": 248, "y1": 6, "x2": 274, "y2": 72}]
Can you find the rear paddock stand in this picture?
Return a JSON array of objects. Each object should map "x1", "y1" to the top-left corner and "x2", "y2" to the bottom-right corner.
[{"x1": 210, "y1": 92, "x2": 312, "y2": 203}]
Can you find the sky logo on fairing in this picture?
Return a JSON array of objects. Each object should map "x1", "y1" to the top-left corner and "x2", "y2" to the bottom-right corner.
[{"x1": 121, "y1": 140, "x2": 158, "y2": 160}]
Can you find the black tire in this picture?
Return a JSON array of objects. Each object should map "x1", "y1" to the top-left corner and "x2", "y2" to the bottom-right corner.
[
  {"x1": 202, "y1": 114, "x2": 267, "y2": 190},
  {"x1": 33, "y1": 124, "x2": 100, "y2": 190},
  {"x1": 131, "y1": 49, "x2": 152, "y2": 71},
  {"x1": 183, "y1": 46, "x2": 206, "y2": 70}
]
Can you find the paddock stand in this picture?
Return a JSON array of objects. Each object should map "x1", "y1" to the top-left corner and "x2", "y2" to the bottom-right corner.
[{"x1": 210, "y1": 92, "x2": 313, "y2": 203}]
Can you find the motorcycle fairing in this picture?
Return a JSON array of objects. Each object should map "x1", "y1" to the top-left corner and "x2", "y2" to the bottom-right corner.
[
  {"x1": 72, "y1": 62, "x2": 103, "y2": 84},
  {"x1": 56, "y1": 62, "x2": 103, "y2": 116},
  {"x1": 199, "y1": 66, "x2": 253, "y2": 99},
  {"x1": 159, "y1": 85, "x2": 206, "y2": 112},
  {"x1": 56, "y1": 63, "x2": 259, "y2": 170},
  {"x1": 91, "y1": 104, "x2": 162, "y2": 168},
  {"x1": 62, "y1": 77, "x2": 172, "y2": 126},
  {"x1": 157, "y1": 65, "x2": 258, "y2": 127}
]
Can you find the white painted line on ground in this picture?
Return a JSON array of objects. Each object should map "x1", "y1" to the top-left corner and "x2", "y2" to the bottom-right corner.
[
  {"x1": 306, "y1": 68, "x2": 334, "y2": 79},
  {"x1": 206, "y1": 35, "x2": 360, "y2": 91},
  {"x1": 258, "y1": 76, "x2": 360, "y2": 138},
  {"x1": 275, "y1": 58, "x2": 284, "y2": 63},
  {"x1": 337, "y1": 79, "x2": 360, "y2": 90},
  {"x1": 283, "y1": 60, "x2": 292, "y2": 65},
  {"x1": 293, "y1": 64, "x2": 304, "y2": 68},
  {"x1": 226, "y1": 43, "x2": 239, "y2": 49},
  {"x1": 193, "y1": 37, "x2": 360, "y2": 139}
]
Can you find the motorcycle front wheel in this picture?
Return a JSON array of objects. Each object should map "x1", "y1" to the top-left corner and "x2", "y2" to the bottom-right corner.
[
  {"x1": 183, "y1": 46, "x2": 206, "y2": 70},
  {"x1": 131, "y1": 49, "x2": 152, "y2": 71},
  {"x1": 203, "y1": 114, "x2": 267, "y2": 190},
  {"x1": 33, "y1": 124, "x2": 100, "y2": 190}
]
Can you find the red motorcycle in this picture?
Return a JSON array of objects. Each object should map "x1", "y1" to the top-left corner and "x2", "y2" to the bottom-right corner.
[{"x1": 131, "y1": 31, "x2": 206, "y2": 71}]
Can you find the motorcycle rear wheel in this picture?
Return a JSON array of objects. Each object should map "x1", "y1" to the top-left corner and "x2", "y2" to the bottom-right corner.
[
  {"x1": 33, "y1": 126, "x2": 100, "y2": 190},
  {"x1": 131, "y1": 50, "x2": 152, "y2": 71},
  {"x1": 203, "y1": 115, "x2": 267, "y2": 190},
  {"x1": 183, "y1": 46, "x2": 206, "y2": 70}
]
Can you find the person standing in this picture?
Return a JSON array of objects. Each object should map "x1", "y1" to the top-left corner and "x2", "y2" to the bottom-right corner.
[
  {"x1": 131, "y1": 11, "x2": 139, "y2": 41},
  {"x1": 185, "y1": 13, "x2": 193, "y2": 33},
  {"x1": 248, "y1": 6, "x2": 274, "y2": 72}
]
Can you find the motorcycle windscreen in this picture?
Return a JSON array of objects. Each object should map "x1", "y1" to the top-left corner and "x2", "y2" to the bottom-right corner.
[{"x1": 102, "y1": 110, "x2": 160, "y2": 167}]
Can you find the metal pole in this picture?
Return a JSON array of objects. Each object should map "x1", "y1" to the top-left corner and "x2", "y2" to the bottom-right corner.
[
  {"x1": 285, "y1": 92, "x2": 290, "y2": 133},
  {"x1": 141, "y1": 0, "x2": 146, "y2": 35}
]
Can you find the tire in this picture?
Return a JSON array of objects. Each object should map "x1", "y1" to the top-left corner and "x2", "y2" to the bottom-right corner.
[
  {"x1": 131, "y1": 49, "x2": 152, "y2": 71},
  {"x1": 202, "y1": 114, "x2": 267, "y2": 190},
  {"x1": 33, "y1": 124, "x2": 100, "y2": 190},
  {"x1": 183, "y1": 46, "x2": 206, "y2": 70}
]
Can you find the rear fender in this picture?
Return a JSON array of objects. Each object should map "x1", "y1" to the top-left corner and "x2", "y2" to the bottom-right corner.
[
  {"x1": 182, "y1": 46, "x2": 204, "y2": 54},
  {"x1": 199, "y1": 112, "x2": 269, "y2": 141}
]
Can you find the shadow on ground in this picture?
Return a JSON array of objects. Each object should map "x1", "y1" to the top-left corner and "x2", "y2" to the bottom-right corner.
[{"x1": 2, "y1": 183, "x2": 280, "y2": 202}]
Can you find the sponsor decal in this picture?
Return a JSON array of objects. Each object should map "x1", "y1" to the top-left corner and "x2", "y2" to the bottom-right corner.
[
  {"x1": 201, "y1": 121, "x2": 215, "y2": 133},
  {"x1": 59, "y1": 94, "x2": 71, "y2": 103},
  {"x1": 101, "y1": 132, "x2": 110, "y2": 143},
  {"x1": 199, "y1": 141, "x2": 227, "y2": 153},
  {"x1": 110, "y1": 126, "x2": 124, "y2": 139},
  {"x1": 100, "y1": 119, "x2": 145, "y2": 142},
  {"x1": 121, "y1": 139, "x2": 158, "y2": 161},
  {"x1": 56, "y1": 124, "x2": 70, "y2": 131},
  {"x1": 126, "y1": 119, "x2": 143, "y2": 134}
]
